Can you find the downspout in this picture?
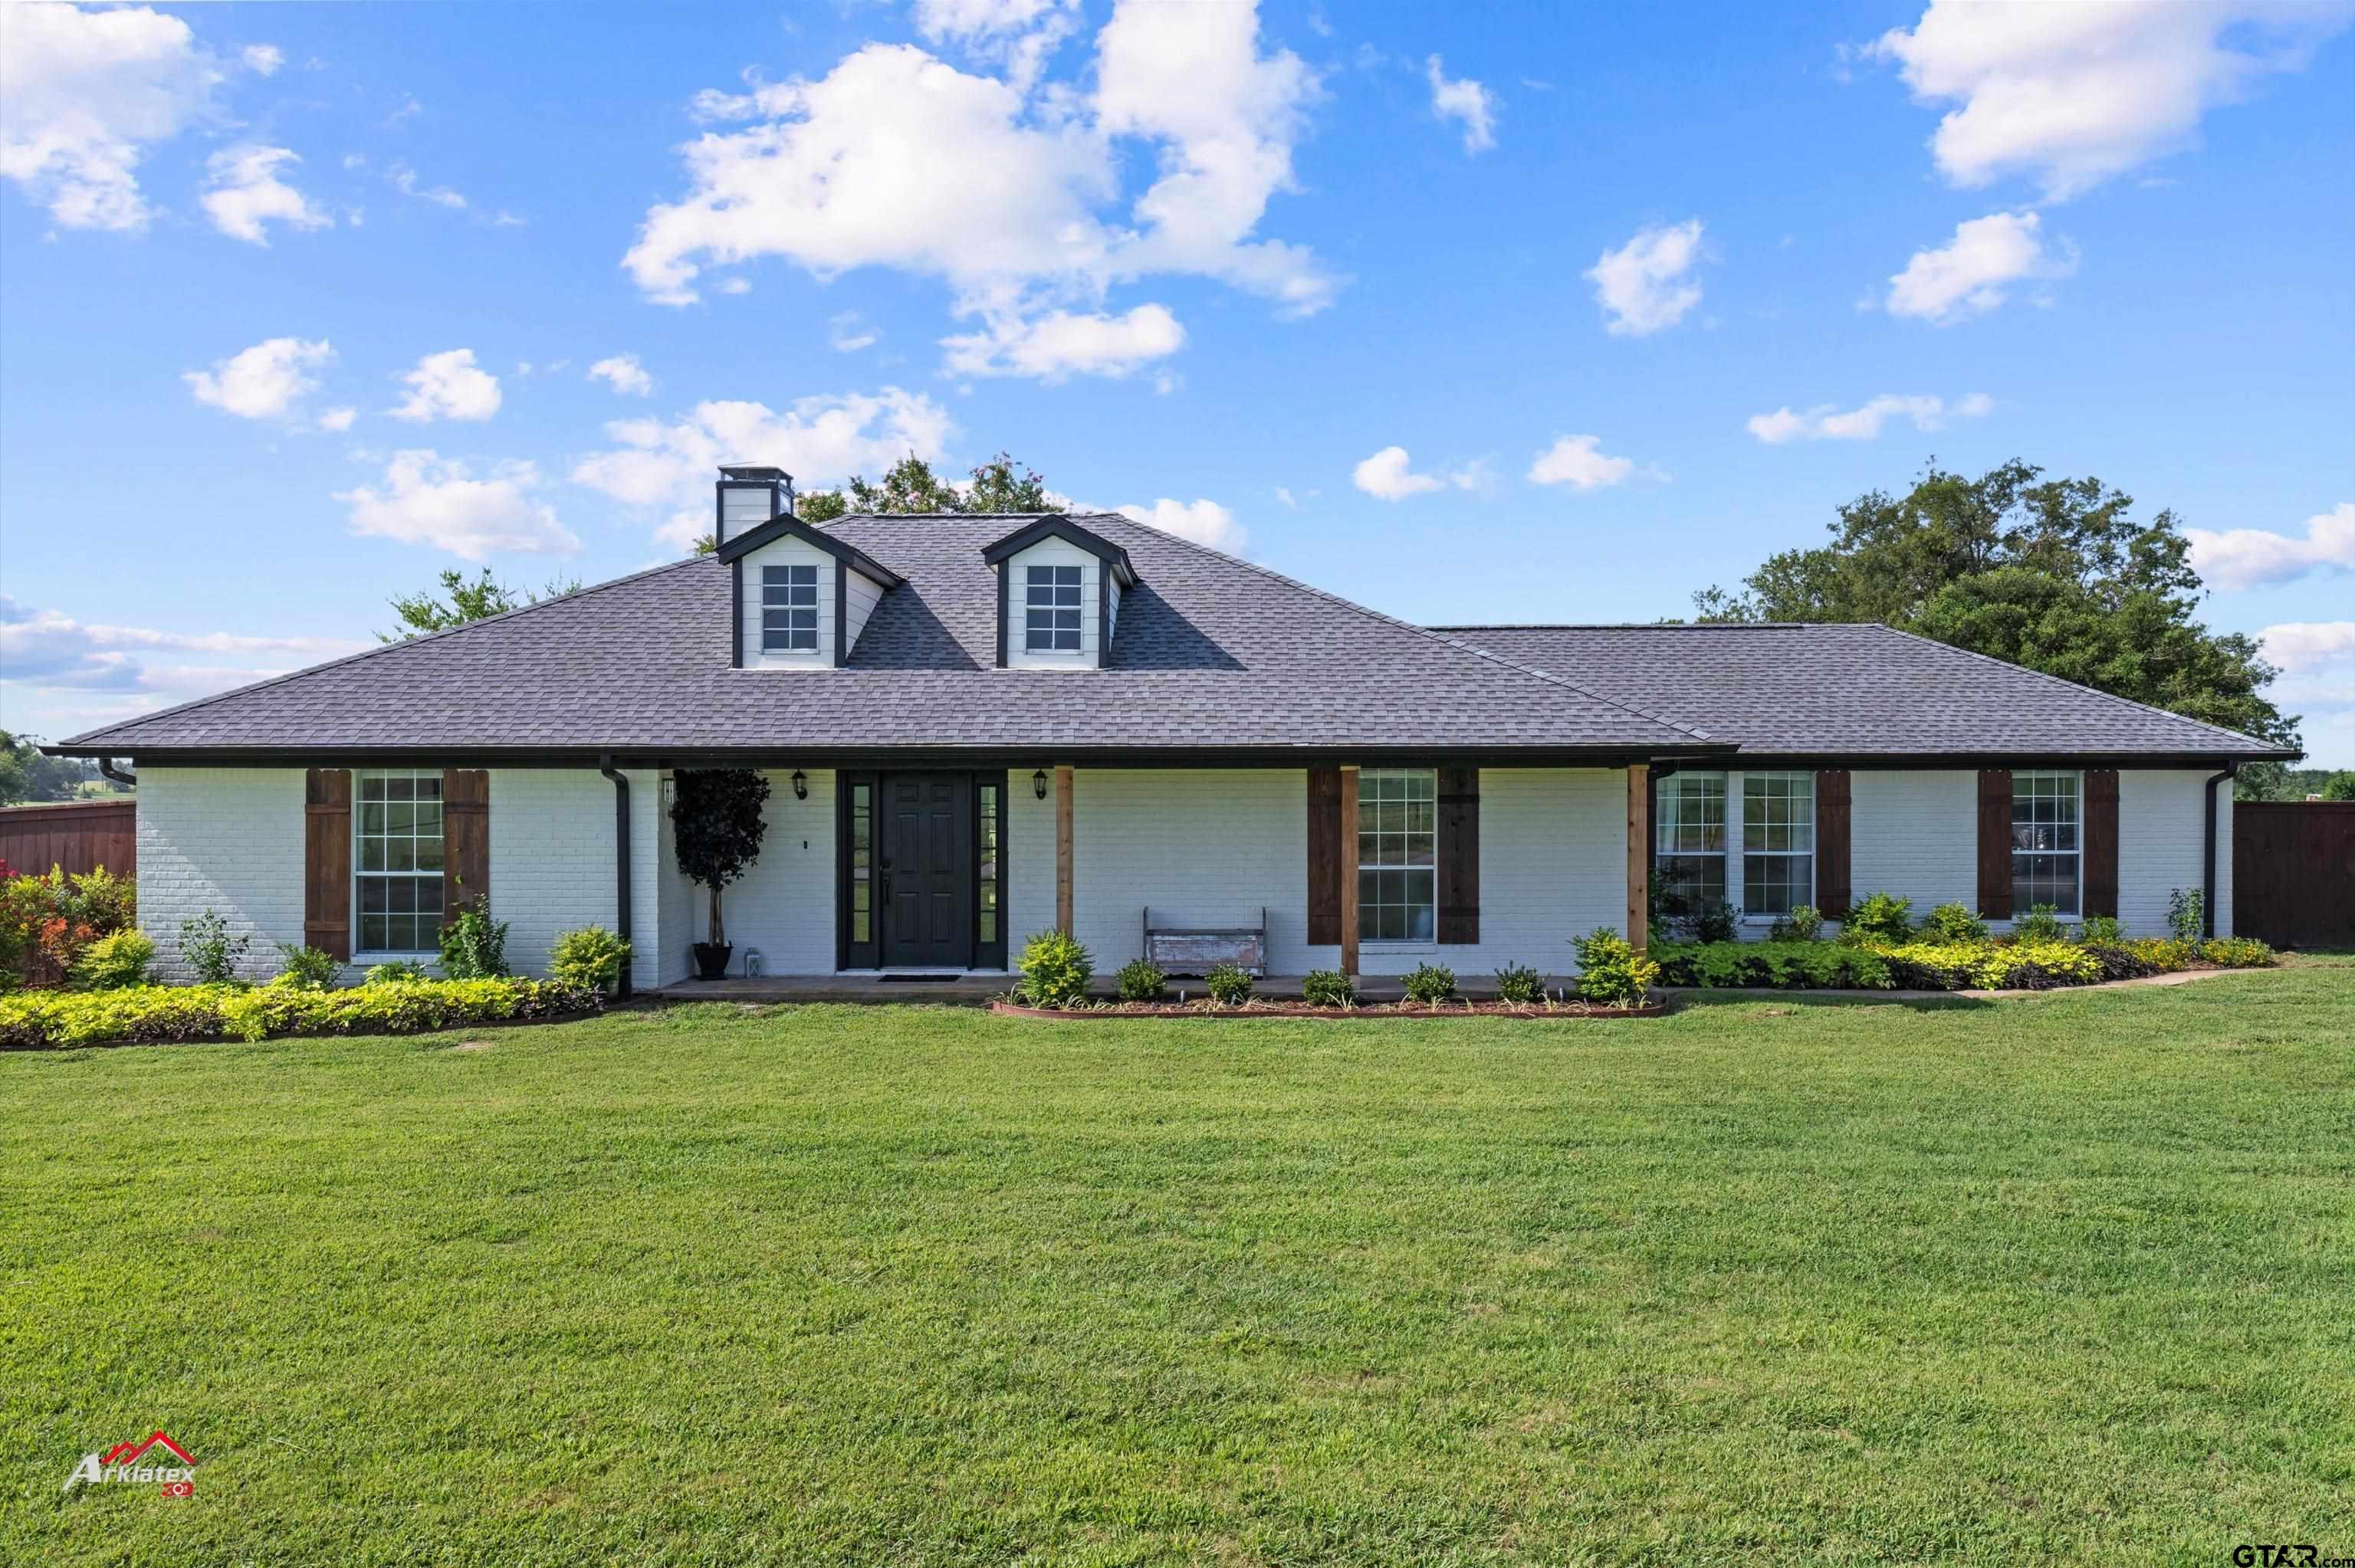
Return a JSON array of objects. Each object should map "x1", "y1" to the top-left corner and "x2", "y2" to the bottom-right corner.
[
  {"x1": 2202, "y1": 763, "x2": 2236, "y2": 940},
  {"x1": 599, "y1": 753, "x2": 634, "y2": 999},
  {"x1": 98, "y1": 758, "x2": 136, "y2": 789}
]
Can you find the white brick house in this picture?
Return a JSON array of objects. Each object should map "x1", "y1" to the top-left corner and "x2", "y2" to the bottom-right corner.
[{"x1": 55, "y1": 467, "x2": 2290, "y2": 991}]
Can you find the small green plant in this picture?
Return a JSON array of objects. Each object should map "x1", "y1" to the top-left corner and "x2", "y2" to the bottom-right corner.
[
  {"x1": 438, "y1": 898, "x2": 511, "y2": 979},
  {"x1": 1301, "y1": 969, "x2": 1354, "y2": 1008},
  {"x1": 549, "y1": 925, "x2": 632, "y2": 993},
  {"x1": 1493, "y1": 962, "x2": 1545, "y2": 1005},
  {"x1": 1017, "y1": 929, "x2": 1093, "y2": 1008},
  {"x1": 178, "y1": 909, "x2": 251, "y2": 986},
  {"x1": 1115, "y1": 958, "x2": 1167, "y2": 1002},
  {"x1": 2166, "y1": 887, "x2": 2205, "y2": 940},
  {"x1": 364, "y1": 959, "x2": 430, "y2": 985},
  {"x1": 1686, "y1": 897, "x2": 1739, "y2": 944},
  {"x1": 1783, "y1": 905, "x2": 1825, "y2": 942},
  {"x1": 1838, "y1": 891, "x2": 1915, "y2": 946},
  {"x1": 2012, "y1": 904, "x2": 2068, "y2": 942},
  {"x1": 1401, "y1": 963, "x2": 1456, "y2": 1004},
  {"x1": 2199, "y1": 936, "x2": 2275, "y2": 969},
  {"x1": 1204, "y1": 962, "x2": 1253, "y2": 1005},
  {"x1": 274, "y1": 943, "x2": 341, "y2": 989},
  {"x1": 1918, "y1": 901, "x2": 1989, "y2": 943},
  {"x1": 2078, "y1": 914, "x2": 2123, "y2": 944},
  {"x1": 70, "y1": 929, "x2": 154, "y2": 991},
  {"x1": 1572, "y1": 927, "x2": 1658, "y2": 1008}
]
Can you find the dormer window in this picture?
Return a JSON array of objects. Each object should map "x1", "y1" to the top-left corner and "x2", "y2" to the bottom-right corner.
[
  {"x1": 762, "y1": 565, "x2": 819, "y2": 652},
  {"x1": 1025, "y1": 566, "x2": 1082, "y2": 652}
]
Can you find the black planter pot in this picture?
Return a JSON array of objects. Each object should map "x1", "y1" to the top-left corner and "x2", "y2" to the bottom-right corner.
[{"x1": 692, "y1": 943, "x2": 734, "y2": 981}]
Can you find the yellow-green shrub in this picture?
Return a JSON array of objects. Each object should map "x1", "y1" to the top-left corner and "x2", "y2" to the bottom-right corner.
[{"x1": 0, "y1": 977, "x2": 599, "y2": 1049}]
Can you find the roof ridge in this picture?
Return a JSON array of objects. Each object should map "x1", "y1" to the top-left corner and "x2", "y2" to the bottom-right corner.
[
  {"x1": 57, "y1": 556, "x2": 711, "y2": 750},
  {"x1": 1090, "y1": 511, "x2": 1718, "y2": 743}
]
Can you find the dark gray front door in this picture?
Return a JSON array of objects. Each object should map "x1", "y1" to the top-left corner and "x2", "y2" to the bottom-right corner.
[{"x1": 880, "y1": 773, "x2": 974, "y2": 968}]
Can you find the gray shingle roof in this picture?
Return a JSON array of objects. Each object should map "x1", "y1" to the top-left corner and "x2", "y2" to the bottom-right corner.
[
  {"x1": 56, "y1": 514, "x2": 1719, "y2": 759},
  {"x1": 1429, "y1": 622, "x2": 2294, "y2": 759}
]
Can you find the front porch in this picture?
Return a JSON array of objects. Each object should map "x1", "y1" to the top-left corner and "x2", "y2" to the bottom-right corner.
[{"x1": 650, "y1": 972, "x2": 1561, "y2": 1005}]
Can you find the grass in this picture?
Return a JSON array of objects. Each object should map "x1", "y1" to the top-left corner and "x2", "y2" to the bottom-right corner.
[{"x1": 4, "y1": 960, "x2": 2351, "y2": 1566}]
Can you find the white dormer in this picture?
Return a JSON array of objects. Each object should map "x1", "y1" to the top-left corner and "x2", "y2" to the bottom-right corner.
[{"x1": 980, "y1": 517, "x2": 1138, "y2": 671}]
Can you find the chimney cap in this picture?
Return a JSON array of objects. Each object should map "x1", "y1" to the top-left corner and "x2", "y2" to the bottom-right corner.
[{"x1": 719, "y1": 464, "x2": 790, "y2": 482}]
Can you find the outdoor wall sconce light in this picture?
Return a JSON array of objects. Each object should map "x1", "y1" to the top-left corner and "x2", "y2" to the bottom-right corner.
[
  {"x1": 1033, "y1": 769, "x2": 1049, "y2": 800},
  {"x1": 790, "y1": 769, "x2": 808, "y2": 800}
]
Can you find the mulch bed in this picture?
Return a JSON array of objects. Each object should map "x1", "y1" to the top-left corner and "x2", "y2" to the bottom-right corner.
[{"x1": 990, "y1": 999, "x2": 1667, "y2": 1021}]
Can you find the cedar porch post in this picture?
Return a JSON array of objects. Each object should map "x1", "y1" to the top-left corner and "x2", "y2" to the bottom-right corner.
[
  {"x1": 1627, "y1": 763, "x2": 1650, "y2": 956},
  {"x1": 1338, "y1": 765, "x2": 1360, "y2": 976},
  {"x1": 1054, "y1": 765, "x2": 1075, "y2": 935}
]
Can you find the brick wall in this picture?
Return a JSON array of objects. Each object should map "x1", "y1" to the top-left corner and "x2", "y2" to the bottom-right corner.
[{"x1": 133, "y1": 768, "x2": 306, "y2": 982}]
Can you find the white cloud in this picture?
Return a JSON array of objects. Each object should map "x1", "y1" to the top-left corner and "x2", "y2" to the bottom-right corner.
[
  {"x1": 1425, "y1": 55, "x2": 1496, "y2": 153},
  {"x1": 1866, "y1": 0, "x2": 2354, "y2": 202},
  {"x1": 317, "y1": 406, "x2": 356, "y2": 432},
  {"x1": 1117, "y1": 497, "x2": 1245, "y2": 554},
  {"x1": 913, "y1": 0, "x2": 1081, "y2": 93},
  {"x1": 241, "y1": 44, "x2": 284, "y2": 76},
  {"x1": 1352, "y1": 446, "x2": 1443, "y2": 501},
  {"x1": 1527, "y1": 434, "x2": 1635, "y2": 490},
  {"x1": 829, "y1": 312, "x2": 878, "y2": 353},
  {"x1": 182, "y1": 336, "x2": 333, "y2": 420},
  {"x1": 0, "y1": 2, "x2": 225, "y2": 231},
  {"x1": 0, "y1": 595, "x2": 364, "y2": 687},
  {"x1": 625, "y1": 2, "x2": 1336, "y2": 340},
  {"x1": 2187, "y1": 503, "x2": 2355, "y2": 592},
  {"x1": 336, "y1": 451, "x2": 578, "y2": 560},
  {"x1": 1585, "y1": 219, "x2": 1705, "y2": 336},
  {"x1": 1884, "y1": 209, "x2": 2076, "y2": 322},
  {"x1": 1746, "y1": 392, "x2": 1994, "y2": 444},
  {"x1": 587, "y1": 354, "x2": 655, "y2": 397},
  {"x1": 2260, "y1": 620, "x2": 2355, "y2": 676},
  {"x1": 940, "y1": 303, "x2": 1184, "y2": 379},
  {"x1": 199, "y1": 144, "x2": 331, "y2": 245},
  {"x1": 390, "y1": 349, "x2": 501, "y2": 422},
  {"x1": 570, "y1": 388, "x2": 955, "y2": 546},
  {"x1": 387, "y1": 161, "x2": 465, "y2": 209},
  {"x1": 1274, "y1": 486, "x2": 1297, "y2": 508}
]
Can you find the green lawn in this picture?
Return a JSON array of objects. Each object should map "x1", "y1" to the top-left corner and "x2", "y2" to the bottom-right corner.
[{"x1": 5, "y1": 964, "x2": 2351, "y2": 1566}]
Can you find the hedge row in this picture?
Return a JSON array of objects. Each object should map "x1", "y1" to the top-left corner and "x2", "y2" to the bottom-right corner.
[
  {"x1": 0, "y1": 977, "x2": 600, "y2": 1049},
  {"x1": 1651, "y1": 935, "x2": 2275, "y2": 992}
]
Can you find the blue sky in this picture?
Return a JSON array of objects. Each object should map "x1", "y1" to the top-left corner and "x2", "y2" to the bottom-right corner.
[{"x1": 3, "y1": 0, "x2": 2351, "y2": 762}]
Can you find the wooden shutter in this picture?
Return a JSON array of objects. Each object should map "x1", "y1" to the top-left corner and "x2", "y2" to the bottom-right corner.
[
  {"x1": 1306, "y1": 765, "x2": 1342, "y2": 945},
  {"x1": 1814, "y1": 769, "x2": 1851, "y2": 919},
  {"x1": 2082, "y1": 768, "x2": 2120, "y2": 918},
  {"x1": 442, "y1": 768, "x2": 490, "y2": 923},
  {"x1": 304, "y1": 768, "x2": 353, "y2": 959},
  {"x1": 1437, "y1": 765, "x2": 1480, "y2": 943},
  {"x1": 1976, "y1": 768, "x2": 2013, "y2": 920}
]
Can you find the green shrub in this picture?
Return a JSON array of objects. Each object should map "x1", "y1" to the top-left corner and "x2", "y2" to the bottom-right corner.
[
  {"x1": 1769, "y1": 904, "x2": 1824, "y2": 943},
  {"x1": 2166, "y1": 887, "x2": 2204, "y2": 940},
  {"x1": 549, "y1": 925, "x2": 632, "y2": 993},
  {"x1": 1919, "y1": 901, "x2": 1989, "y2": 943},
  {"x1": 1839, "y1": 891, "x2": 1914, "y2": 946},
  {"x1": 1401, "y1": 963, "x2": 1456, "y2": 1004},
  {"x1": 1974, "y1": 941, "x2": 2104, "y2": 990},
  {"x1": 1115, "y1": 958, "x2": 1167, "y2": 1002},
  {"x1": 1572, "y1": 928, "x2": 1658, "y2": 1008},
  {"x1": 1016, "y1": 930, "x2": 1093, "y2": 1008},
  {"x1": 2078, "y1": 914, "x2": 2123, "y2": 944},
  {"x1": 1493, "y1": 963, "x2": 1545, "y2": 1005},
  {"x1": 2, "y1": 865, "x2": 137, "y2": 989},
  {"x1": 1650, "y1": 940, "x2": 1892, "y2": 991},
  {"x1": 1204, "y1": 962, "x2": 1253, "y2": 1005},
  {"x1": 1301, "y1": 969, "x2": 1354, "y2": 1008},
  {"x1": 2012, "y1": 904, "x2": 2068, "y2": 942},
  {"x1": 274, "y1": 943, "x2": 340, "y2": 990},
  {"x1": 2199, "y1": 936, "x2": 2275, "y2": 969},
  {"x1": 178, "y1": 909, "x2": 251, "y2": 986},
  {"x1": 0, "y1": 977, "x2": 599, "y2": 1049},
  {"x1": 438, "y1": 898, "x2": 510, "y2": 979},
  {"x1": 364, "y1": 959, "x2": 430, "y2": 985},
  {"x1": 71, "y1": 929, "x2": 154, "y2": 990}
]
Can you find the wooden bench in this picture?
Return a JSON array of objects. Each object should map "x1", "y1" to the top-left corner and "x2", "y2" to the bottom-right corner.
[{"x1": 1142, "y1": 907, "x2": 1267, "y2": 976}]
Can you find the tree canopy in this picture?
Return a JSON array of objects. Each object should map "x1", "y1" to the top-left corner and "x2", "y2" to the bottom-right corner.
[
  {"x1": 693, "y1": 452, "x2": 1053, "y2": 550},
  {"x1": 1691, "y1": 459, "x2": 2299, "y2": 766},
  {"x1": 0, "y1": 731, "x2": 117, "y2": 805},
  {"x1": 380, "y1": 567, "x2": 582, "y2": 641}
]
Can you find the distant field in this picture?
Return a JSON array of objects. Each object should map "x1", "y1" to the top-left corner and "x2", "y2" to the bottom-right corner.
[{"x1": 5, "y1": 961, "x2": 2350, "y2": 1566}]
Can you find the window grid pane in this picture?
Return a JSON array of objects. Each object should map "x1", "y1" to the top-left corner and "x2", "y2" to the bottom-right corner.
[
  {"x1": 1025, "y1": 565, "x2": 1082, "y2": 651},
  {"x1": 761, "y1": 564, "x2": 819, "y2": 651},
  {"x1": 1741, "y1": 772, "x2": 1815, "y2": 916},
  {"x1": 850, "y1": 783, "x2": 872, "y2": 945},
  {"x1": 977, "y1": 784, "x2": 1000, "y2": 945},
  {"x1": 2010, "y1": 771, "x2": 2081, "y2": 914},
  {"x1": 356, "y1": 769, "x2": 446, "y2": 953},
  {"x1": 1357, "y1": 769, "x2": 1437, "y2": 941}
]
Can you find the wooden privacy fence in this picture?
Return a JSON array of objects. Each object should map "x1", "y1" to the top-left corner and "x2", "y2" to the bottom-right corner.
[
  {"x1": 2234, "y1": 802, "x2": 2355, "y2": 950},
  {"x1": 0, "y1": 799, "x2": 136, "y2": 878}
]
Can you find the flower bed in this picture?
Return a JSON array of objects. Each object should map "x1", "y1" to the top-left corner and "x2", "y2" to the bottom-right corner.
[
  {"x1": 990, "y1": 998, "x2": 1667, "y2": 1021},
  {"x1": 0, "y1": 977, "x2": 603, "y2": 1050},
  {"x1": 1652, "y1": 934, "x2": 2276, "y2": 993}
]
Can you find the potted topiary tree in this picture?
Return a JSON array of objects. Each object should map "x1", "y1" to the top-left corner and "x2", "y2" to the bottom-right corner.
[{"x1": 669, "y1": 769, "x2": 771, "y2": 980}]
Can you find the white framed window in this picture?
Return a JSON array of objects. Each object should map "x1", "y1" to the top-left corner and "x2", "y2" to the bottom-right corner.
[
  {"x1": 1655, "y1": 772, "x2": 1728, "y2": 910},
  {"x1": 761, "y1": 564, "x2": 818, "y2": 652},
  {"x1": 1025, "y1": 565, "x2": 1081, "y2": 651},
  {"x1": 2012, "y1": 770, "x2": 2081, "y2": 915},
  {"x1": 1741, "y1": 772, "x2": 1814, "y2": 917},
  {"x1": 1358, "y1": 768, "x2": 1436, "y2": 942},
  {"x1": 355, "y1": 769, "x2": 445, "y2": 953}
]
